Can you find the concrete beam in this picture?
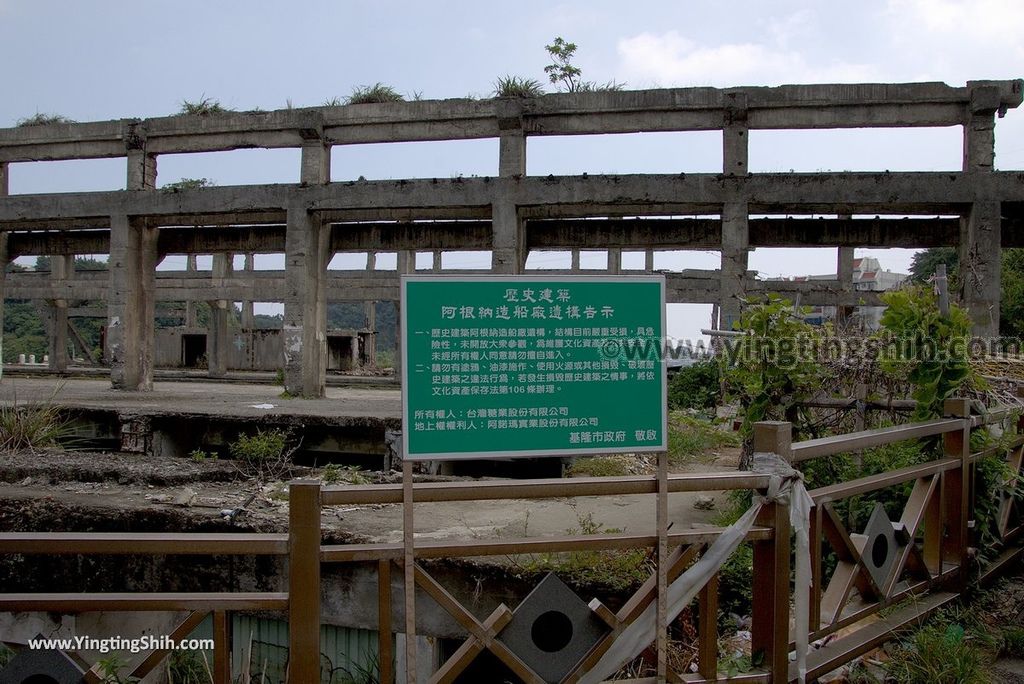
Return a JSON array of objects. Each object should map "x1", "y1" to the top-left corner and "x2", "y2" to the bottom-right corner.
[
  {"x1": 5, "y1": 173, "x2": 1024, "y2": 229},
  {"x1": 1, "y1": 81, "x2": 1021, "y2": 162},
  {"x1": 107, "y1": 215, "x2": 157, "y2": 390}
]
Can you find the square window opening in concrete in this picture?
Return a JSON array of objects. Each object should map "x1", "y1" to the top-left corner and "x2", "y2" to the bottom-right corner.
[
  {"x1": 251, "y1": 303, "x2": 284, "y2": 328},
  {"x1": 331, "y1": 138, "x2": 498, "y2": 181},
  {"x1": 252, "y1": 254, "x2": 285, "y2": 271},
  {"x1": 620, "y1": 251, "x2": 648, "y2": 270},
  {"x1": 527, "y1": 130, "x2": 722, "y2": 176},
  {"x1": 157, "y1": 254, "x2": 188, "y2": 271},
  {"x1": 328, "y1": 253, "x2": 369, "y2": 270},
  {"x1": 8, "y1": 157, "x2": 126, "y2": 195},
  {"x1": 194, "y1": 255, "x2": 213, "y2": 271},
  {"x1": 749, "y1": 247, "x2": 839, "y2": 280},
  {"x1": 156, "y1": 148, "x2": 300, "y2": 187},
  {"x1": 373, "y1": 252, "x2": 397, "y2": 270},
  {"x1": 415, "y1": 252, "x2": 436, "y2": 270},
  {"x1": 653, "y1": 250, "x2": 720, "y2": 272},
  {"x1": 579, "y1": 251, "x2": 608, "y2": 270},
  {"x1": 667, "y1": 303, "x2": 715, "y2": 350},
  {"x1": 441, "y1": 251, "x2": 491, "y2": 270},
  {"x1": 749, "y1": 127, "x2": 962, "y2": 173},
  {"x1": 525, "y1": 250, "x2": 571, "y2": 270}
]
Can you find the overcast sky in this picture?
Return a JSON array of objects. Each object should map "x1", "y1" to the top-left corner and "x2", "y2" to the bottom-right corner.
[{"x1": 2, "y1": 0, "x2": 1023, "y2": 341}]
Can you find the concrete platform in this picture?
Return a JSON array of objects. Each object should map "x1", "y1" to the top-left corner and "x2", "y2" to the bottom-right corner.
[{"x1": 0, "y1": 376, "x2": 401, "y2": 422}]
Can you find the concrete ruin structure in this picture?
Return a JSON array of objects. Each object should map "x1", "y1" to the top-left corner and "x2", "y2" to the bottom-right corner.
[{"x1": 0, "y1": 80, "x2": 1022, "y2": 396}]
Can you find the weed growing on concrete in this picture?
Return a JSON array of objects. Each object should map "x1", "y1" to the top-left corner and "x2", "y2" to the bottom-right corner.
[
  {"x1": 513, "y1": 510, "x2": 653, "y2": 592},
  {"x1": 0, "y1": 386, "x2": 71, "y2": 451},
  {"x1": 323, "y1": 97, "x2": 344, "y2": 107},
  {"x1": 565, "y1": 455, "x2": 633, "y2": 477},
  {"x1": 668, "y1": 412, "x2": 740, "y2": 466},
  {"x1": 493, "y1": 76, "x2": 545, "y2": 98},
  {"x1": 346, "y1": 84, "x2": 405, "y2": 105},
  {"x1": 16, "y1": 112, "x2": 75, "y2": 126},
  {"x1": 320, "y1": 463, "x2": 371, "y2": 485},
  {"x1": 161, "y1": 177, "x2": 214, "y2": 192},
  {"x1": 178, "y1": 96, "x2": 231, "y2": 116},
  {"x1": 189, "y1": 448, "x2": 216, "y2": 462}
]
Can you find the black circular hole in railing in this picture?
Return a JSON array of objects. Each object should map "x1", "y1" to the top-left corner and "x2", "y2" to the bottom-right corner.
[
  {"x1": 872, "y1": 534, "x2": 889, "y2": 568},
  {"x1": 531, "y1": 610, "x2": 574, "y2": 653}
]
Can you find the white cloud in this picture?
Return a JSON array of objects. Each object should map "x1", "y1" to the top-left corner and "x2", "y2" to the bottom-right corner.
[
  {"x1": 616, "y1": 31, "x2": 878, "y2": 88},
  {"x1": 887, "y1": 0, "x2": 1024, "y2": 43}
]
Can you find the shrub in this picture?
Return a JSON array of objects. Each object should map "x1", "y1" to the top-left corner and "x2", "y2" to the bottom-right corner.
[
  {"x1": 166, "y1": 649, "x2": 211, "y2": 683},
  {"x1": 178, "y1": 97, "x2": 230, "y2": 116},
  {"x1": 17, "y1": 112, "x2": 74, "y2": 127},
  {"x1": 493, "y1": 76, "x2": 545, "y2": 98},
  {"x1": 346, "y1": 83, "x2": 405, "y2": 105},
  {"x1": 668, "y1": 361, "x2": 720, "y2": 411},
  {"x1": 229, "y1": 429, "x2": 292, "y2": 481}
]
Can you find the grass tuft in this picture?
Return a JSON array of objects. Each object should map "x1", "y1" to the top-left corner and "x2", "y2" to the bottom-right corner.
[
  {"x1": 493, "y1": 76, "x2": 545, "y2": 98},
  {"x1": 0, "y1": 386, "x2": 71, "y2": 452},
  {"x1": 346, "y1": 83, "x2": 405, "y2": 105},
  {"x1": 178, "y1": 96, "x2": 231, "y2": 116}
]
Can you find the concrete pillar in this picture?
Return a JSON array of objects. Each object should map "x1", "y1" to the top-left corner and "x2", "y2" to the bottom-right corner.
[
  {"x1": 300, "y1": 141, "x2": 331, "y2": 185},
  {"x1": 491, "y1": 201, "x2": 524, "y2": 274},
  {"x1": 494, "y1": 103, "x2": 526, "y2": 274},
  {"x1": 283, "y1": 208, "x2": 329, "y2": 397},
  {"x1": 364, "y1": 301, "x2": 377, "y2": 366},
  {"x1": 570, "y1": 249, "x2": 581, "y2": 273},
  {"x1": 0, "y1": 164, "x2": 7, "y2": 376},
  {"x1": 724, "y1": 93, "x2": 749, "y2": 176},
  {"x1": 836, "y1": 245, "x2": 855, "y2": 327},
  {"x1": 47, "y1": 255, "x2": 71, "y2": 372},
  {"x1": 960, "y1": 83, "x2": 1000, "y2": 336},
  {"x1": 394, "y1": 252, "x2": 412, "y2": 381},
  {"x1": 720, "y1": 202, "x2": 749, "y2": 331},
  {"x1": 960, "y1": 201, "x2": 1001, "y2": 335},
  {"x1": 207, "y1": 301, "x2": 230, "y2": 378},
  {"x1": 497, "y1": 99, "x2": 526, "y2": 177},
  {"x1": 126, "y1": 149, "x2": 157, "y2": 190},
  {"x1": 645, "y1": 248, "x2": 654, "y2": 272},
  {"x1": 240, "y1": 253, "x2": 255, "y2": 328},
  {"x1": 432, "y1": 250, "x2": 441, "y2": 272},
  {"x1": 184, "y1": 255, "x2": 198, "y2": 327},
  {"x1": 208, "y1": 254, "x2": 232, "y2": 378},
  {"x1": 108, "y1": 215, "x2": 157, "y2": 391},
  {"x1": 499, "y1": 131, "x2": 526, "y2": 177},
  {"x1": 607, "y1": 248, "x2": 622, "y2": 275}
]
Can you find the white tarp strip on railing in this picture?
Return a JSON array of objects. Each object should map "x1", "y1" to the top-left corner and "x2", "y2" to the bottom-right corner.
[{"x1": 579, "y1": 455, "x2": 812, "y2": 684}]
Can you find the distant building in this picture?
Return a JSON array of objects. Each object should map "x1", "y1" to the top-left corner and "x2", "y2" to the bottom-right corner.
[{"x1": 763, "y1": 256, "x2": 909, "y2": 330}]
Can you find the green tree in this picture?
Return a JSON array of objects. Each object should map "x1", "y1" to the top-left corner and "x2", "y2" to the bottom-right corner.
[{"x1": 544, "y1": 37, "x2": 583, "y2": 92}]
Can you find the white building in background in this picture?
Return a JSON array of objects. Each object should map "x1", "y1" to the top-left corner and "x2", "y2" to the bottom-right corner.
[{"x1": 763, "y1": 256, "x2": 909, "y2": 330}]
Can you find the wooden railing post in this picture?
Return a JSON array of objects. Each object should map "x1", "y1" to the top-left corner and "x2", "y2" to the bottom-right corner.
[
  {"x1": 750, "y1": 421, "x2": 792, "y2": 682},
  {"x1": 288, "y1": 480, "x2": 322, "y2": 684},
  {"x1": 942, "y1": 399, "x2": 971, "y2": 590}
]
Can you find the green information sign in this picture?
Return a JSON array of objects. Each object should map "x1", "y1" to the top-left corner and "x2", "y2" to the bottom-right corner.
[{"x1": 401, "y1": 275, "x2": 667, "y2": 460}]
